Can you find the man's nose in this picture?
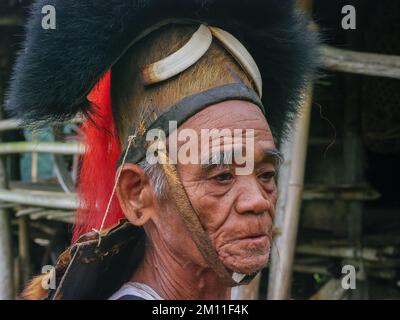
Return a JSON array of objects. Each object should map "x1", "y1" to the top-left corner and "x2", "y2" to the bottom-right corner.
[{"x1": 235, "y1": 178, "x2": 271, "y2": 215}]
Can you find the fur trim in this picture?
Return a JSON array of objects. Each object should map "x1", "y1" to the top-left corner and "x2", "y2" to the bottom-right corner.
[
  {"x1": 6, "y1": 0, "x2": 320, "y2": 138},
  {"x1": 21, "y1": 244, "x2": 74, "y2": 300},
  {"x1": 20, "y1": 274, "x2": 50, "y2": 300}
]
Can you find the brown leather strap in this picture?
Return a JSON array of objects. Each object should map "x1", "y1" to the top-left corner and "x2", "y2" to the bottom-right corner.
[
  {"x1": 159, "y1": 148, "x2": 258, "y2": 286},
  {"x1": 159, "y1": 150, "x2": 237, "y2": 285}
]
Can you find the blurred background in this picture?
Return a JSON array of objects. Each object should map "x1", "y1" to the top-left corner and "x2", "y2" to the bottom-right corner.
[{"x1": 0, "y1": 0, "x2": 399, "y2": 299}]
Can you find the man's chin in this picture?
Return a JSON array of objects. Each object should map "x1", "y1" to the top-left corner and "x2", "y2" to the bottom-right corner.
[
  {"x1": 216, "y1": 239, "x2": 271, "y2": 275},
  {"x1": 224, "y1": 254, "x2": 269, "y2": 275}
]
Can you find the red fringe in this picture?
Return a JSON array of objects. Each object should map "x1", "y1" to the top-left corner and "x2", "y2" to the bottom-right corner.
[{"x1": 72, "y1": 70, "x2": 124, "y2": 243}]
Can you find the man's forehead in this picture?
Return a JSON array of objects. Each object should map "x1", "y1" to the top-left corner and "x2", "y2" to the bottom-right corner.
[
  {"x1": 179, "y1": 99, "x2": 269, "y2": 132},
  {"x1": 165, "y1": 99, "x2": 277, "y2": 171},
  {"x1": 200, "y1": 145, "x2": 283, "y2": 167}
]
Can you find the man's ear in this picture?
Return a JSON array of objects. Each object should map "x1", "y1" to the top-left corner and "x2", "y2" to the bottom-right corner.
[{"x1": 116, "y1": 163, "x2": 155, "y2": 226}]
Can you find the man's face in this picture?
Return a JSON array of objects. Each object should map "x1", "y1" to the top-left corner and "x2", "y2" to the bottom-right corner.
[{"x1": 162, "y1": 100, "x2": 278, "y2": 275}]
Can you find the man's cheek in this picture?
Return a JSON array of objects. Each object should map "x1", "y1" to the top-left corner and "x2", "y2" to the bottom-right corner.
[
  {"x1": 197, "y1": 205, "x2": 231, "y2": 232},
  {"x1": 269, "y1": 195, "x2": 278, "y2": 220}
]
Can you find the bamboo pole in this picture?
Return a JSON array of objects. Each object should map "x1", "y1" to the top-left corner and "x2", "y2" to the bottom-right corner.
[
  {"x1": 18, "y1": 216, "x2": 31, "y2": 290},
  {"x1": 0, "y1": 161, "x2": 13, "y2": 299},
  {"x1": 294, "y1": 263, "x2": 398, "y2": 281},
  {"x1": 322, "y1": 45, "x2": 400, "y2": 80},
  {"x1": 302, "y1": 185, "x2": 380, "y2": 201},
  {"x1": 295, "y1": 244, "x2": 397, "y2": 262},
  {"x1": 0, "y1": 16, "x2": 23, "y2": 26},
  {"x1": 0, "y1": 83, "x2": 13, "y2": 299},
  {"x1": 0, "y1": 189, "x2": 78, "y2": 210},
  {"x1": 29, "y1": 209, "x2": 74, "y2": 220},
  {"x1": 0, "y1": 119, "x2": 21, "y2": 131},
  {"x1": 267, "y1": 89, "x2": 313, "y2": 300},
  {"x1": 0, "y1": 116, "x2": 82, "y2": 132},
  {"x1": 310, "y1": 279, "x2": 346, "y2": 300},
  {"x1": 0, "y1": 141, "x2": 83, "y2": 155},
  {"x1": 31, "y1": 130, "x2": 38, "y2": 183}
]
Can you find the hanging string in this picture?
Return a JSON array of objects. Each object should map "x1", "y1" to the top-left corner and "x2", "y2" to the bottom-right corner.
[{"x1": 93, "y1": 134, "x2": 135, "y2": 246}]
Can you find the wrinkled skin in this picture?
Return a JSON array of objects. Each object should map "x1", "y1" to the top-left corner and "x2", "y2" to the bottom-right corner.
[
  {"x1": 117, "y1": 100, "x2": 278, "y2": 299},
  {"x1": 176, "y1": 101, "x2": 277, "y2": 274}
]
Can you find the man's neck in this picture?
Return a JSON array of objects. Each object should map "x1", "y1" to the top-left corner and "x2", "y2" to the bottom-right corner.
[{"x1": 130, "y1": 239, "x2": 231, "y2": 300}]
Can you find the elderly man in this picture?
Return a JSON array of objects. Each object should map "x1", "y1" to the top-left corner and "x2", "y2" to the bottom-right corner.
[{"x1": 8, "y1": 0, "x2": 319, "y2": 299}]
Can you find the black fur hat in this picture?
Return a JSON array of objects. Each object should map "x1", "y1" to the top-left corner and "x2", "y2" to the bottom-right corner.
[{"x1": 6, "y1": 0, "x2": 320, "y2": 138}]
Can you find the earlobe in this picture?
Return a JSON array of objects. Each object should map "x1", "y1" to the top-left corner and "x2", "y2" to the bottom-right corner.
[{"x1": 116, "y1": 163, "x2": 154, "y2": 226}]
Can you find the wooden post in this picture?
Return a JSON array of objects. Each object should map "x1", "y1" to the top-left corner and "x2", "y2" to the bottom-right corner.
[
  {"x1": 343, "y1": 74, "x2": 368, "y2": 299},
  {"x1": 267, "y1": 89, "x2": 313, "y2": 299},
  {"x1": 18, "y1": 216, "x2": 31, "y2": 291},
  {"x1": 266, "y1": 0, "x2": 315, "y2": 300},
  {"x1": 310, "y1": 279, "x2": 346, "y2": 300},
  {"x1": 321, "y1": 46, "x2": 400, "y2": 80},
  {"x1": 0, "y1": 160, "x2": 13, "y2": 299},
  {"x1": 0, "y1": 76, "x2": 14, "y2": 299},
  {"x1": 342, "y1": 14, "x2": 369, "y2": 298},
  {"x1": 31, "y1": 130, "x2": 38, "y2": 183}
]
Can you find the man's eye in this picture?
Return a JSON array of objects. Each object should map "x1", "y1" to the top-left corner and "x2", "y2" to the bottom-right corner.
[
  {"x1": 213, "y1": 172, "x2": 234, "y2": 182},
  {"x1": 259, "y1": 171, "x2": 276, "y2": 182}
]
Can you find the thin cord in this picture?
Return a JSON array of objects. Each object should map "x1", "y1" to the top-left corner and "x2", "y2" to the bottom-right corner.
[
  {"x1": 314, "y1": 102, "x2": 337, "y2": 159},
  {"x1": 94, "y1": 134, "x2": 135, "y2": 246}
]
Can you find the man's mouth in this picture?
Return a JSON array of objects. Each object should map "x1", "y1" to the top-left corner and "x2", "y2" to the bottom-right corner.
[{"x1": 235, "y1": 233, "x2": 269, "y2": 246}]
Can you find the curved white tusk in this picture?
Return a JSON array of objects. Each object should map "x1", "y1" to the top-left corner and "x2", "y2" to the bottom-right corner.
[
  {"x1": 142, "y1": 24, "x2": 212, "y2": 85},
  {"x1": 209, "y1": 26, "x2": 263, "y2": 98}
]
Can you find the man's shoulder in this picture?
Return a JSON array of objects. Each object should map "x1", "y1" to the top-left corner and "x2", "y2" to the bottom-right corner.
[{"x1": 108, "y1": 282, "x2": 162, "y2": 300}]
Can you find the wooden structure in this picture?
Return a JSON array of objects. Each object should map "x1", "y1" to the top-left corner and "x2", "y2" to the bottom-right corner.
[{"x1": 0, "y1": 0, "x2": 399, "y2": 299}]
